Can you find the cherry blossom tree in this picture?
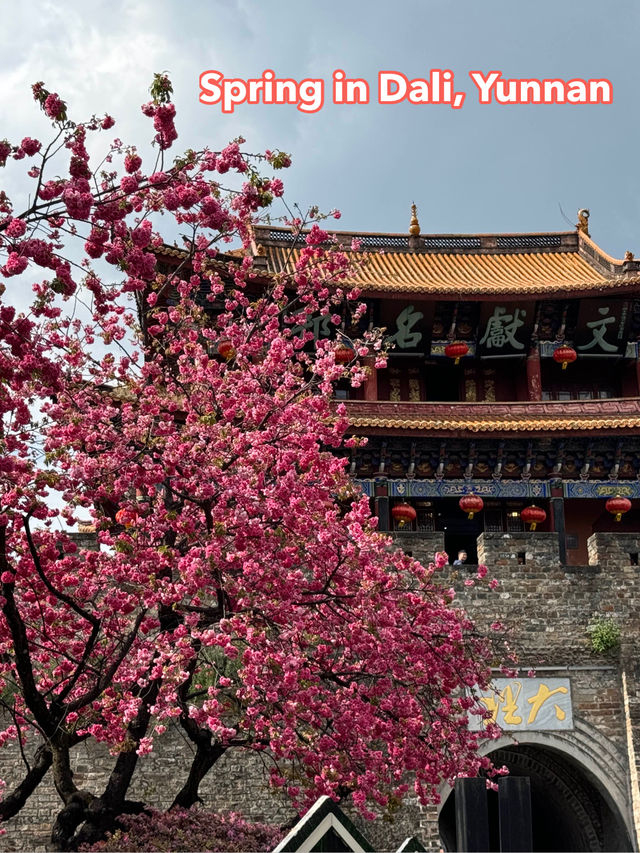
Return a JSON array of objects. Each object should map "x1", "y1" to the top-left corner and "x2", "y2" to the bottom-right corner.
[{"x1": 0, "y1": 75, "x2": 509, "y2": 849}]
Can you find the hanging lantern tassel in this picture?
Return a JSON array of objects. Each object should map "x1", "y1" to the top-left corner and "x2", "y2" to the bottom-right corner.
[
  {"x1": 217, "y1": 340, "x2": 236, "y2": 361},
  {"x1": 459, "y1": 494, "x2": 484, "y2": 520},
  {"x1": 606, "y1": 495, "x2": 632, "y2": 523},
  {"x1": 335, "y1": 343, "x2": 355, "y2": 364},
  {"x1": 115, "y1": 507, "x2": 138, "y2": 528},
  {"x1": 520, "y1": 505, "x2": 547, "y2": 531},
  {"x1": 391, "y1": 503, "x2": 417, "y2": 528},
  {"x1": 444, "y1": 341, "x2": 469, "y2": 366},
  {"x1": 553, "y1": 345, "x2": 577, "y2": 371}
]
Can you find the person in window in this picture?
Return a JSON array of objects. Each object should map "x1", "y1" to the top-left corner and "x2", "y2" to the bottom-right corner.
[{"x1": 453, "y1": 550, "x2": 468, "y2": 565}]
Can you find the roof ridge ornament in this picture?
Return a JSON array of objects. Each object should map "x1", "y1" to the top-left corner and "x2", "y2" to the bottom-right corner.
[
  {"x1": 576, "y1": 208, "x2": 590, "y2": 237},
  {"x1": 622, "y1": 249, "x2": 640, "y2": 275},
  {"x1": 409, "y1": 202, "x2": 421, "y2": 236},
  {"x1": 408, "y1": 202, "x2": 421, "y2": 250}
]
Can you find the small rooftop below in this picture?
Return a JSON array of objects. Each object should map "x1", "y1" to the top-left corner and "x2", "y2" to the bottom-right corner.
[{"x1": 342, "y1": 398, "x2": 640, "y2": 437}]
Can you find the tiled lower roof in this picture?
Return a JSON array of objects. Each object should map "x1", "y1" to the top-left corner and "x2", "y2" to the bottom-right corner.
[
  {"x1": 347, "y1": 414, "x2": 640, "y2": 433},
  {"x1": 342, "y1": 399, "x2": 640, "y2": 434}
]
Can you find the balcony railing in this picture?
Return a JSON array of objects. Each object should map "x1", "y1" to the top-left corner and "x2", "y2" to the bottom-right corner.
[{"x1": 343, "y1": 397, "x2": 640, "y2": 418}]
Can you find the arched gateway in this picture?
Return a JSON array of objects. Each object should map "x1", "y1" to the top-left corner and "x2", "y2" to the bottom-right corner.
[{"x1": 438, "y1": 733, "x2": 633, "y2": 852}]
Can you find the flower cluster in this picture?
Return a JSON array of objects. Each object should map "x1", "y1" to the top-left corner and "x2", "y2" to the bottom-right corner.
[
  {"x1": 141, "y1": 101, "x2": 178, "y2": 150},
  {"x1": 80, "y1": 808, "x2": 284, "y2": 852},
  {"x1": 32, "y1": 82, "x2": 67, "y2": 121}
]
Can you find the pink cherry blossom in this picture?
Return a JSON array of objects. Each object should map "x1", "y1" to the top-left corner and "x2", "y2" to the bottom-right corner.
[
  {"x1": 4, "y1": 218, "x2": 26, "y2": 238},
  {"x1": 20, "y1": 137, "x2": 41, "y2": 156},
  {"x1": 0, "y1": 74, "x2": 509, "y2": 849}
]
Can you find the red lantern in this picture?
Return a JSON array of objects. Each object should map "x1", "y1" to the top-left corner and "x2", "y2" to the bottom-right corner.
[
  {"x1": 115, "y1": 508, "x2": 138, "y2": 528},
  {"x1": 553, "y1": 345, "x2": 577, "y2": 370},
  {"x1": 459, "y1": 494, "x2": 484, "y2": 520},
  {"x1": 391, "y1": 503, "x2": 417, "y2": 528},
  {"x1": 520, "y1": 505, "x2": 547, "y2": 531},
  {"x1": 335, "y1": 343, "x2": 355, "y2": 364},
  {"x1": 606, "y1": 495, "x2": 632, "y2": 522},
  {"x1": 444, "y1": 341, "x2": 469, "y2": 365},
  {"x1": 217, "y1": 340, "x2": 236, "y2": 361}
]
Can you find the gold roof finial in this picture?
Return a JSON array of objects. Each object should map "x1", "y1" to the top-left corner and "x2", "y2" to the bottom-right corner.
[
  {"x1": 576, "y1": 208, "x2": 590, "y2": 237},
  {"x1": 409, "y1": 202, "x2": 421, "y2": 237}
]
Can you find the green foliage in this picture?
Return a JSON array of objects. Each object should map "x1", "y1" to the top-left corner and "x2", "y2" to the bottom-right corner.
[
  {"x1": 587, "y1": 617, "x2": 621, "y2": 654},
  {"x1": 149, "y1": 72, "x2": 173, "y2": 105}
]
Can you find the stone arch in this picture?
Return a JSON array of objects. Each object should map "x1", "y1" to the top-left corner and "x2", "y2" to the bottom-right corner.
[{"x1": 437, "y1": 727, "x2": 633, "y2": 852}]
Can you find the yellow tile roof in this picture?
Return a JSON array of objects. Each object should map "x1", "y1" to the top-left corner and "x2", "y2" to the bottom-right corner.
[
  {"x1": 347, "y1": 414, "x2": 640, "y2": 433},
  {"x1": 265, "y1": 245, "x2": 639, "y2": 296},
  {"x1": 342, "y1": 398, "x2": 640, "y2": 434},
  {"x1": 157, "y1": 229, "x2": 640, "y2": 297},
  {"x1": 257, "y1": 228, "x2": 640, "y2": 296}
]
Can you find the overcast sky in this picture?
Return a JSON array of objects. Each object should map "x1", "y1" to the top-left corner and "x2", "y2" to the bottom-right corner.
[{"x1": 1, "y1": 0, "x2": 638, "y2": 257}]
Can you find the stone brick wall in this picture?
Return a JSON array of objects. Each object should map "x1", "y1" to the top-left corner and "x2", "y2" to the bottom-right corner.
[
  {"x1": 1, "y1": 531, "x2": 639, "y2": 851},
  {"x1": 392, "y1": 531, "x2": 444, "y2": 567}
]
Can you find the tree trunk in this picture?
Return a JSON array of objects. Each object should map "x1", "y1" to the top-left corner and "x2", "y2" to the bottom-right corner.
[
  {"x1": 51, "y1": 745, "x2": 78, "y2": 804},
  {"x1": 49, "y1": 792, "x2": 94, "y2": 852},
  {"x1": 67, "y1": 681, "x2": 159, "y2": 850},
  {"x1": 170, "y1": 736, "x2": 225, "y2": 810},
  {"x1": 0, "y1": 744, "x2": 52, "y2": 821}
]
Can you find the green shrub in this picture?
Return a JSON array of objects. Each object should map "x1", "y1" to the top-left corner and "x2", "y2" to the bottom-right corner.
[{"x1": 587, "y1": 617, "x2": 621, "y2": 654}]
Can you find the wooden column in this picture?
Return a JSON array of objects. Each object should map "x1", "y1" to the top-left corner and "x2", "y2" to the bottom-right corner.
[
  {"x1": 363, "y1": 355, "x2": 378, "y2": 402},
  {"x1": 550, "y1": 483, "x2": 567, "y2": 565},
  {"x1": 526, "y1": 346, "x2": 542, "y2": 401},
  {"x1": 374, "y1": 480, "x2": 390, "y2": 532}
]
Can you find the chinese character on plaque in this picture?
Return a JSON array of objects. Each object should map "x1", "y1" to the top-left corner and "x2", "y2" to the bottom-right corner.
[
  {"x1": 387, "y1": 305, "x2": 424, "y2": 350},
  {"x1": 575, "y1": 300, "x2": 629, "y2": 355},
  {"x1": 480, "y1": 307, "x2": 527, "y2": 351},
  {"x1": 469, "y1": 678, "x2": 573, "y2": 731},
  {"x1": 478, "y1": 304, "x2": 533, "y2": 356}
]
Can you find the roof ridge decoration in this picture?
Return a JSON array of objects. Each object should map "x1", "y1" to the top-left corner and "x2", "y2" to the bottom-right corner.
[
  {"x1": 409, "y1": 202, "x2": 421, "y2": 237},
  {"x1": 576, "y1": 208, "x2": 590, "y2": 237},
  {"x1": 408, "y1": 202, "x2": 421, "y2": 250},
  {"x1": 253, "y1": 224, "x2": 581, "y2": 255}
]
